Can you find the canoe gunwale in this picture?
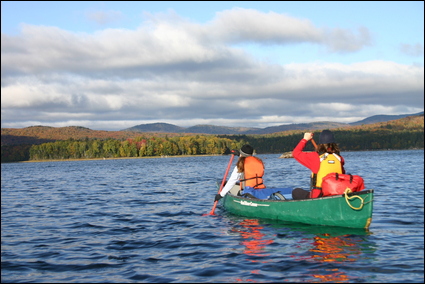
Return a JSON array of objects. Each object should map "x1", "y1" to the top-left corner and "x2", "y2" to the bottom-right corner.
[{"x1": 228, "y1": 189, "x2": 374, "y2": 202}]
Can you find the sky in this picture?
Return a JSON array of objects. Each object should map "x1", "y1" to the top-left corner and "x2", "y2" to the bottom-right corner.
[{"x1": 1, "y1": 1, "x2": 424, "y2": 131}]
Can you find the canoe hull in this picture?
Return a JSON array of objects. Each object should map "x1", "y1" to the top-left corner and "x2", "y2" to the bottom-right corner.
[{"x1": 222, "y1": 189, "x2": 374, "y2": 229}]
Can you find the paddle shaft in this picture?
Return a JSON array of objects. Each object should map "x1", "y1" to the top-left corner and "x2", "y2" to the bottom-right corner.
[
  {"x1": 207, "y1": 154, "x2": 235, "y2": 215},
  {"x1": 311, "y1": 138, "x2": 318, "y2": 149}
]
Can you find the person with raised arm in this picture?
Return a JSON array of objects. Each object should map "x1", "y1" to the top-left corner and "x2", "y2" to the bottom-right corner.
[{"x1": 291, "y1": 130, "x2": 346, "y2": 200}]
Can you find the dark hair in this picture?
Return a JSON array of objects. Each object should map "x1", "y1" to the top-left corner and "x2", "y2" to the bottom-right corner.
[
  {"x1": 236, "y1": 156, "x2": 264, "y2": 173},
  {"x1": 317, "y1": 143, "x2": 340, "y2": 155}
]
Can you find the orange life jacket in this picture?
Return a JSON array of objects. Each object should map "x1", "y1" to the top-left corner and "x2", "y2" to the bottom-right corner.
[{"x1": 240, "y1": 156, "x2": 266, "y2": 189}]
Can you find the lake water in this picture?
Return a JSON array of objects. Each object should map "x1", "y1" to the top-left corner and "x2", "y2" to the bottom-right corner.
[{"x1": 1, "y1": 150, "x2": 424, "y2": 283}]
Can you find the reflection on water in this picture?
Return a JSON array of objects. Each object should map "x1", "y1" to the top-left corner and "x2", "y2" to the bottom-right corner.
[
  {"x1": 308, "y1": 233, "x2": 360, "y2": 282},
  {"x1": 233, "y1": 219, "x2": 274, "y2": 260},
  {"x1": 290, "y1": 225, "x2": 372, "y2": 283},
  {"x1": 228, "y1": 217, "x2": 374, "y2": 283},
  {"x1": 310, "y1": 233, "x2": 360, "y2": 262},
  {"x1": 231, "y1": 219, "x2": 274, "y2": 282}
]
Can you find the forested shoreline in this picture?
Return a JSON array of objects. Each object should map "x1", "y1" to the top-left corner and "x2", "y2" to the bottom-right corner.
[
  {"x1": 2, "y1": 136, "x2": 245, "y2": 163},
  {"x1": 2, "y1": 129, "x2": 423, "y2": 163},
  {"x1": 2, "y1": 115, "x2": 423, "y2": 163}
]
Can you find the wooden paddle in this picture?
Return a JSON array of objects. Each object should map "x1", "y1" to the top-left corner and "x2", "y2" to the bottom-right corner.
[
  {"x1": 204, "y1": 149, "x2": 239, "y2": 216},
  {"x1": 311, "y1": 138, "x2": 318, "y2": 149}
]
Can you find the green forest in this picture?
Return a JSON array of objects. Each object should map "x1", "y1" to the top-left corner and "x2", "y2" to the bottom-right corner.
[
  {"x1": 28, "y1": 136, "x2": 243, "y2": 161},
  {"x1": 2, "y1": 136, "x2": 245, "y2": 162},
  {"x1": 223, "y1": 129, "x2": 424, "y2": 154},
  {"x1": 1, "y1": 115, "x2": 423, "y2": 162}
]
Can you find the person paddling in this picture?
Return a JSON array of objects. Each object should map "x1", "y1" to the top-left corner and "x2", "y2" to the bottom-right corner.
[
  {"x1": 214, "y1": 145, "x2": 267, "y2": 201},
  {"x1": 291, "y1": 130, "x2": 346, "y2": 200}
]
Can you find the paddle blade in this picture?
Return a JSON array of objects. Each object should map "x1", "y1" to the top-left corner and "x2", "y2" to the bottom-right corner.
[{"x1": 203, "y1": 201, "x2": 218, "y2": 216}]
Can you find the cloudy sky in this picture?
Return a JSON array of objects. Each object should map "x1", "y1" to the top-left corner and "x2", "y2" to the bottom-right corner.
[{"x1": 1, "y1": 1, "x2": 424, "y2": 131}]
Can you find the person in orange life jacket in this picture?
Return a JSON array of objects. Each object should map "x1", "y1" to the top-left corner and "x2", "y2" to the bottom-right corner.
[
  {"x1": 291, "y1": 130, "x2": 346, "y2": 200},
  {"x1": 214, "y1": 145, "x2": 266, "y2": 201}
]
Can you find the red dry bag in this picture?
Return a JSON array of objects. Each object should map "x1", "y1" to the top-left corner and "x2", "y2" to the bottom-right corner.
[{"x1": 321, "y1": 173, "x2": 365, "y2": 197}]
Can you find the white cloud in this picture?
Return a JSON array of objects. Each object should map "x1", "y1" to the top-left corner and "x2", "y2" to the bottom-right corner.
[
  {"x1": 1, "y1": 8, "x2": 423, "y2": 131},
  {"x1": 209, "y1": 8, "x2": 323, "y2": 44},
  {"x1": 323, "y1": 26, "x2": 372, "y2": 53},
  {"x1": 208, "y1": 8, "x2": 372, "y2": 53}
]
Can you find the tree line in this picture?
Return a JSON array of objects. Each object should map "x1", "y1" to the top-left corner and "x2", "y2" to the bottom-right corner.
[
  {"x1": 1, "y1": 115, "x2": 423, "y2": 162},
  {"x1": 222, "y1": 115, "x2": 424, "y2": 153},
  {"x1": 27, "y1": 135, "x2": 245, "y2": 161},
  {"x1": 223, "y1": 129, "x2": 424, "y2": 154},
  {"x1": 2, "y1": 129, "x2": 423, "y2": 163}
]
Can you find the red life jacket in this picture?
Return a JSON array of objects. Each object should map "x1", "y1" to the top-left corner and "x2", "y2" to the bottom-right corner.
[{"x1": 240, "y1": 156, "x2": 266, "y2": 189}]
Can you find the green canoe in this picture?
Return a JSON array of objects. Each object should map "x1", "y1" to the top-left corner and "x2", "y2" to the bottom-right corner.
[{"x1": 221, "y1": 187, "x2": 374, "y2": 229}]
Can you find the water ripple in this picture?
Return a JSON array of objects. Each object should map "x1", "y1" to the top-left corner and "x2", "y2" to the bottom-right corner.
[{"x1": 1, "y1": 151, "x2": 424, "y2": 283}]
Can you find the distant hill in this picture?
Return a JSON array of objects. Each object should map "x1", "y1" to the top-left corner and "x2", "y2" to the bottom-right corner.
[
  {"x1": 244, "y1": 121, "x2": 348, "y2": 134},
  {"x1": 2, "y1": 112, "x2": 423, "y2": 146},
  {"x1": 122, "y1": 111, "x2": 424, "y2": 135},
  {"x1": 185, "y1": 125, "x2": 260, "y2": 134},
  {"x1": 349, "y1": 111, "x2": 424, "y2": 125},
  {"x1": 123, "y1": 123, "x2": 260, "y2": 134},
  {"x1": 124, "y1": 122, "x2": 185, "y2": 133},
  {"x1": 1, "y1": 125, "x2": 180, "y2": 146}
]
